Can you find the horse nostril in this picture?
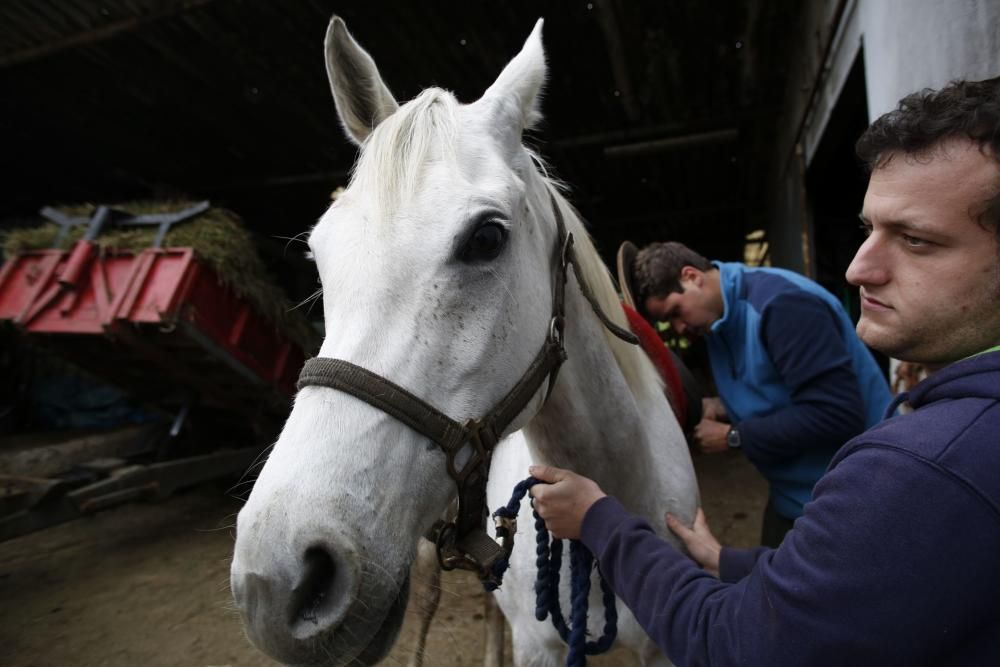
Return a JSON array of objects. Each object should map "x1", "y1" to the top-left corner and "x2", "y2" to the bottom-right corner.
[{"x1": 290, "y1": 546, "x2": 338, "y2": 629}]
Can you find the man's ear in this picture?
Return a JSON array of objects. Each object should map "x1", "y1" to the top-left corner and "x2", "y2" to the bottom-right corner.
[{"x1": 680, "y1": 266, "x2": 703, "y2": 287}]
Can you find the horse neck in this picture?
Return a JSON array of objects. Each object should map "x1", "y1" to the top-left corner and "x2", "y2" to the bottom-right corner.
[{"x1": 521, "y1": 228, "x2": 695, "y2": 526}]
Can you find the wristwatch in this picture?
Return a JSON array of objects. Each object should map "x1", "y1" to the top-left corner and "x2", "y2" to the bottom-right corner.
[{"x1": 726, "y1": 426, "x2": 741, "y2": 449}]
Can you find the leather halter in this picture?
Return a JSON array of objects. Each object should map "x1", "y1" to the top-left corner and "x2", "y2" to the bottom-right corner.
[{"x1": 296, "y1": 190, "x2": 638, "y2": 585}]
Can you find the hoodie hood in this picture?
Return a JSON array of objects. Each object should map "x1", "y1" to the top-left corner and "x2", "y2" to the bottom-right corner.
[{"x1": 909, "y1": 349, "x2": 1000, "y2": 408}]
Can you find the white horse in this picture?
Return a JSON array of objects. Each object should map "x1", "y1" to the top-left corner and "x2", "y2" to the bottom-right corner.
[{"x1": 231, "y1": 15, "x2": 698, "y2": 667}]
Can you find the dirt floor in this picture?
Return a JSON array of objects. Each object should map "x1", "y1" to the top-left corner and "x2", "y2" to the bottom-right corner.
[{"x1": 0, "y1": 451, "x2": 766, "y2": 667}]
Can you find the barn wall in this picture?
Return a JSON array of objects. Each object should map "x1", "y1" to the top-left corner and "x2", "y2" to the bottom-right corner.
[
  {"x1": 765, "y1": 0, "x2": 844, "y2": 274},
  {"x1": 766, "y1": 0, "x2": 1000, "y2": 273},
  {"x1": 861, "y1": 0, "x2": 1000, "y2": 120}
]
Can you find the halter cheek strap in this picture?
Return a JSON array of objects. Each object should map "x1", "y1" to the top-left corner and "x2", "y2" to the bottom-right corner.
[{"x1": 295, "y1": 190, "x2": 637, "y2": 584}]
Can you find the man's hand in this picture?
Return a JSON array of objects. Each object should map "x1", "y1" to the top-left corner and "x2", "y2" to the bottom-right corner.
[
  {"x1": 528, "y1": 465, "x2": 607, "y2": 540},
  {"x1": 692, "y1": 417, "x2": 730, "y2": 454},
  {"x1": 701, "y1": 396, "x2": 728, "y2": 422},
  {"x1": 666, "y1": 508, "x2": 721, "y2": 577}
]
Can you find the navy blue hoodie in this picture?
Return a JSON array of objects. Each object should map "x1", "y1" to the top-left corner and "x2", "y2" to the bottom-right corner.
[{"x1": 581, "y1": 349, "x2": 1000, "y2": 666}]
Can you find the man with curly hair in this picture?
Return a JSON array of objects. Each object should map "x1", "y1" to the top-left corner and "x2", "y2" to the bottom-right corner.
[{"x1": 531, "y1": 76, "x2": 1000, "y2": 664}]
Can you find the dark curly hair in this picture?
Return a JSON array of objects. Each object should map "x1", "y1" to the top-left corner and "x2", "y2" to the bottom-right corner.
[{"x1": 856, "y1": 77, "x2": 1000, "y2": 233}]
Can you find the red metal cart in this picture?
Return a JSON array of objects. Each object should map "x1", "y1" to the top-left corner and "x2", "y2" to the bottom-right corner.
[{"x1": 0, "y1": 203, "x2": 315, "y2": 540}]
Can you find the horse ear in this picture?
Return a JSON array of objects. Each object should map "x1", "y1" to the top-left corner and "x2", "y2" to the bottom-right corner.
[
  {"x1": 479, "y1": 19, "x2": 547, "y2": 135},
  {"x1": 324, "y1": 16, "x2": 399, "y2": 145}
]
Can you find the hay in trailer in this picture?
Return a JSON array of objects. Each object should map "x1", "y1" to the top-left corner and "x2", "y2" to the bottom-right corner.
[{"x1": 1, "y1": 201, "x2": 319, "y2": 354}]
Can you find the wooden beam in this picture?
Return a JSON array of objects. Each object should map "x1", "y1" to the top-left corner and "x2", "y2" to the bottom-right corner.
[
  {"x1": 549, "y1": 116, "x2": 740, "y2": 151},
  {"x1": 0, "y1": 0, "x2": 218, "y2": 68},
  {"x1": 592, "y1": 1, "x2": 641, "y2": 123},
  {"x1": 604, "y1": 128, "x2": 739, "y2": 158}
]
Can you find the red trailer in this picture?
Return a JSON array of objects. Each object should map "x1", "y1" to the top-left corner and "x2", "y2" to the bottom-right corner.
[{"x1": 0, "y1": 202, "x2": 315, "y2": 540}]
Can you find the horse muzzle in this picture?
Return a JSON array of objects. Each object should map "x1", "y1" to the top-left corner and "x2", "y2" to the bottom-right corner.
[{"x1": 231, "y1": 520, "x2": 410, "y2": 666}]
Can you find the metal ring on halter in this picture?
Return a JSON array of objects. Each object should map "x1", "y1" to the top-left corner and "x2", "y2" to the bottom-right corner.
[
  {"x1": 548, "y1": 316, "x2": 563, "y2": 345},
  {"x1": 433, "y1": 520, "x2": 462, "y2": 571}
]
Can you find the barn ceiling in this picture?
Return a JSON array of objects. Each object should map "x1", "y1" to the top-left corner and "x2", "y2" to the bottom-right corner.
[{"x1": 0, "y1": 0, "x2": 802, "y2": 301}]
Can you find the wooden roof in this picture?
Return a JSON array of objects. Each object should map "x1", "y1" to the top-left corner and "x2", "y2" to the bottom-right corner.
[{"x1": 0, "y1": 0, "x2": 801, "y2": 279}]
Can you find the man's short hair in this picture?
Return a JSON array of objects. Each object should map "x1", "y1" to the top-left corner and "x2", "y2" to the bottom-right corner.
[
  {"x1": 633, "y1": 242, "x2": 712, "y2": 301},
  {"x1": 856, "y1": 76, "x2": 1000, "y2": 234}
]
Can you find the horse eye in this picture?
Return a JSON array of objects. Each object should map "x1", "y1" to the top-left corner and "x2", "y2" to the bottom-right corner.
[{"x1": 462, "y1": 222, "x2": 507, "y2": 262}]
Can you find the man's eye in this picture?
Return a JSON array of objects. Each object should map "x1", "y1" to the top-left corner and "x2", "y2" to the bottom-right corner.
[{"x1": 902, "y1": 234, "x2": 929, "y2": 247}]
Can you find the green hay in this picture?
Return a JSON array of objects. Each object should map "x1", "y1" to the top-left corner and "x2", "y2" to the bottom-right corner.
[{"x1": 2, "y1": 201, "x2": 319, "y2": 354}]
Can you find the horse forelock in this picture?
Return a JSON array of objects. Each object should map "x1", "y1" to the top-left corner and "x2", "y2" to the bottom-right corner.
[{"x1": 349, "y1": 88, "x2": 459, "y2": 223}]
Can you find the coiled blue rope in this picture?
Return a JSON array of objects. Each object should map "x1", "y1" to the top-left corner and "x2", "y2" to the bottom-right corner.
[{"x1": 486, "y1": 476, "x2": 617, "y2": 666}]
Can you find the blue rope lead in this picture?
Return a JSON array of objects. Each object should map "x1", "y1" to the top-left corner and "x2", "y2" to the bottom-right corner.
[{"x1": 488, "y1": 476, "x2": 618, "y2": 666}]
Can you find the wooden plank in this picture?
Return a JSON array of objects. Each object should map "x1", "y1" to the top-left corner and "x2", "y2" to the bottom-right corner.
[{"x1": 0, "y1": 424, "x2": 157, "y2": 478}]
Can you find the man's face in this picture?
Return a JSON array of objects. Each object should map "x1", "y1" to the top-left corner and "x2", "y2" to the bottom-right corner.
[
  {"x1": 846, "y1": 138, "x2": 1000, "y2": 365},
  {"x1": 643, "y1": 269, "x2": 720, "y2": 338}
]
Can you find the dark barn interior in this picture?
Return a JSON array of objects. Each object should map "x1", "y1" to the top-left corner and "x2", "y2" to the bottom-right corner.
[{"x1": 1, "y1": 0, "x2": 806, "y2": 309}]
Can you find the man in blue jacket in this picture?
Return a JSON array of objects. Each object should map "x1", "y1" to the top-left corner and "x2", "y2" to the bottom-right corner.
[
  {"x1": 628, "y1": 241, "x2": 891, "y2": 546},
  {"x1": 531, "y1": 76, "x2": 1000, "y2": 665}
]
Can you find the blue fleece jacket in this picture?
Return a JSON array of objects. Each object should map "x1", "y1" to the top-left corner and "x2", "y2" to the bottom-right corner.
[
  {"x1": 581, "y1": 349, "x2": 1000, "y2": 666},
  {"x1": 708, "y1": 262, "x2": 891, "y2": 518}
]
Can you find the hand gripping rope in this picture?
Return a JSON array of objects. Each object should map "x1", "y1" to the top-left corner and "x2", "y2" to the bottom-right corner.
[{"x1": 486, "y1": 477, "x2": 617, "y2": 666}]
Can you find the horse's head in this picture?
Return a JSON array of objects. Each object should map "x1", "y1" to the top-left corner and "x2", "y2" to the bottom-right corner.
[{"x1": 232, "y1": 16, "x2": 559, "y2": 665}]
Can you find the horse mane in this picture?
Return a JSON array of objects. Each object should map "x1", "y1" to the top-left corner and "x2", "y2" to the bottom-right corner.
[
  {"x1": 543, "y1": 182, "x2": 665, "y2": 402},
  {"x1": 350, "y1": 88, "x2": 459, "y2": 222}
]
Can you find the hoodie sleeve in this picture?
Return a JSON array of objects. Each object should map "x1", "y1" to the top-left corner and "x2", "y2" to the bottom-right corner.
[
  {"x1": 736, "y1": 292, "x2": 865, "y2": 465},
  {"x1": 580, "y1": 445, "x2": 1000, "y2": 666},
  {"x1": 719, "y1": 545, "x2": 770, "y2": 582}
]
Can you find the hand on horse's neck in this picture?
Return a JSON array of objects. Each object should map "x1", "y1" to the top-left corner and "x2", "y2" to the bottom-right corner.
[{"x1": 523, "y1": 290, "x2": 686, "y2": 517}]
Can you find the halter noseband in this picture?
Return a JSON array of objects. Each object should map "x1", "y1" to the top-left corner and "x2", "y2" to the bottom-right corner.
[{"x1": 295, "y1": 190, "x2": 637, "y2": 585}]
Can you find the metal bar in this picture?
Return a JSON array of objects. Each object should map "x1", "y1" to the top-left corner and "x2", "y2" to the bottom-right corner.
[
  {"x1": 122, "y1": 201, "x2": 211, "y2": 227},
  {"x1": 92, "y1": 258, "x2": 112, "y2": 323},
  {"x1": 115, "y1": 251, "x2": 156, "y2": 320},
  {"x1": 0, "y1": 252, "x2": 18, "y2": 289},
  {"x1": 177, "y1": 319, "x2": 268, "y2": 388},
  {"x1": 13, "y1": 254, "x2": 61, "y2": 323},
  {"x1": 18, "y1": 280, "x2": 62, "y2": 326},
  {"x1": 549, "y1": 116, "x2": 740, "y2": 150},
  {"x1": 39, "y1": 207, "x2": 88, "y2": 248},
  {"x1": 603, "y1": 129, "x2": 740, "y2": 159},
  {"x1": 82, "y1": 207, "x2": 112, "y2": 241},
  {"x1": 169, "y1": 402, "x2": 191, "y2": 438}
]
